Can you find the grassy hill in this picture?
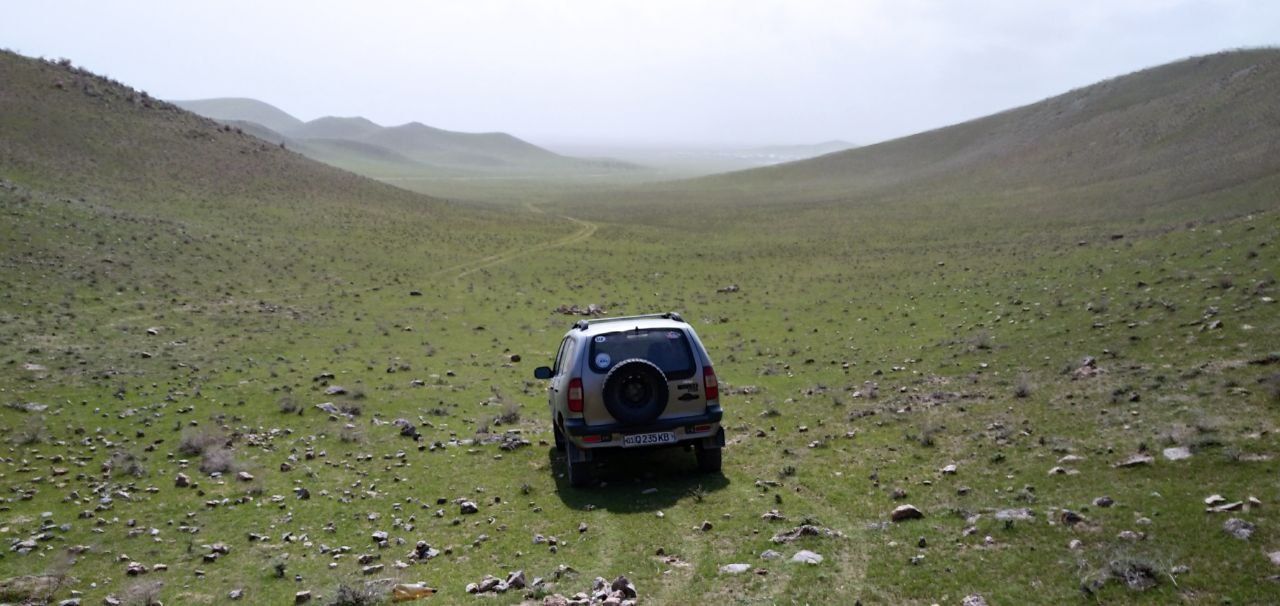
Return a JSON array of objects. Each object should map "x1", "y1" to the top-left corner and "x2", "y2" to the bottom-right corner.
[
  {"x1": 572, "y1": 48, "x2": 1280, "y2": 227},
  {"x1": 172, "y1": 97, "x2": 304, "y2": 134},
  {"x1": 1, "y1": 47, "x2": 1278, "y2": 606}
]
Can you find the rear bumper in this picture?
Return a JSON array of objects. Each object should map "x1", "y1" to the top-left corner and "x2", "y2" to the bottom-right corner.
[{"x1": 564, "y1": 405, "x2": 723, "y2": 439}]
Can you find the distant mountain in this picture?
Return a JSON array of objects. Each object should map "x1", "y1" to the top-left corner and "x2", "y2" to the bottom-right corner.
[
  {"x1": 175, "y1": 98, "x2": 636, "y2": 176},
  {"x1": 172, "y1": 97, "x2": 303, "y2": 134},
  {"x1": 289, "y1": 116, "x2": 383, "y2": 140}
]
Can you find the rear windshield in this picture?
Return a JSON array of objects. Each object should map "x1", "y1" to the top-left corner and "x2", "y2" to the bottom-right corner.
[{"x1": 589, "y1": 328, "x2": 696, "y2": 380}]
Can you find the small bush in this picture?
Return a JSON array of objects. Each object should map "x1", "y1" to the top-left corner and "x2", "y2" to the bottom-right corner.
[
  {"x1": 1263, "y1": 373, "x2": 1280, "y2": 401},
  {"x1": 278, "y1": 396, "x2": 301, "y2": 415},
  {"x1": 121, "y1": 579, "x2": 164, "y2": 605},
  {"x1": 1014, "y1": 373, "x2": 1033, "y2": 398},
  {"x1": 177, "y1": 427, "x2": 225, "y2": 456},
  {"x1": 496, "y1": 401, "x2": 521, "y2": 425},
  {"x1": 11, "y1": 416, "x2": 47, "y2": 446},
  {"x1": 199, "y1": 447, "x2": 239, "y2": 475},
  {"x1": 106, "y1": 450, "x2": 146, "y2": 478},
  {"x1": 968, "y1": 330, "x2": 993, "y2": 350},
  {"x1": 339, "y1": 425, "x2": 364, "y2": 443},
  {"x1": 328, "y1": 581, "x2": 384, "y2": 606},
  {"x1": 909, "y1": 421, "x2": 940, "y2": 448}
]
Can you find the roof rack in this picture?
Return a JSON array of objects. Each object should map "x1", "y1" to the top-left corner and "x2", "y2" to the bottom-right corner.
[{"x1": 573, "y1": 312, "x2": 684, "y2": 330}]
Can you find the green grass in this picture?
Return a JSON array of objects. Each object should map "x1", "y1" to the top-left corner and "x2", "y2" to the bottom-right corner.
[{"x1": 1, "y1": 48, "x2": 1279, "y2": 606}]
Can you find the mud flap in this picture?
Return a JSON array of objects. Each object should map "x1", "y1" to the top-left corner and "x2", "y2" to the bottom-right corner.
[
  {"x1": 567, "y1": 441, "x2": 593, "y2": 463},
  {"x1": 701, "y1": 427, "x2": 726, "y2": 449}
]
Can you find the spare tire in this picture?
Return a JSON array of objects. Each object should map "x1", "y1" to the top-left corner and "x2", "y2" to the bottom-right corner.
[{"x1": 602, "y1": 358, "x2": 669, "y2": 424}]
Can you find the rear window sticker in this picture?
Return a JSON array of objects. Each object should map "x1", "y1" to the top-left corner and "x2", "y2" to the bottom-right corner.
[{"x1": 595, "y1": 353, "x2": 612, "y2": 368}]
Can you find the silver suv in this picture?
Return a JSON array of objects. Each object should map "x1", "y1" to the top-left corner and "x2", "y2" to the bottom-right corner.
[{"x1": 533, "y1": 312, "x2": 725, "y2": 487}]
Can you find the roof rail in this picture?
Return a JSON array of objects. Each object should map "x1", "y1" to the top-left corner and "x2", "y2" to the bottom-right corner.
[{"x1": 573, "y1": 312, "x2": 684, "y2": 330}]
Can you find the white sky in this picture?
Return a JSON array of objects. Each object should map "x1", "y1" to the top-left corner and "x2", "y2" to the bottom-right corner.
[{"x1": 3, "y1": 0, "x2": 1278, "y2": 146}]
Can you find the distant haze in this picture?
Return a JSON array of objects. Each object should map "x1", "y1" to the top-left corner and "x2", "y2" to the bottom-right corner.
[{"x1": 3, "y1": 0, "x2": 1277, "y2": 147}]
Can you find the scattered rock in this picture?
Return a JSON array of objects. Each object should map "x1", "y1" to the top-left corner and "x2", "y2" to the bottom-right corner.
[
  {"x1": 460, "y1": 500, "x2": 479, "y2": 514},
  {"x1": 174, "y1": 473, "x2": 190, "y2": 488},
  {"x1": 229, "y1": 588, "x2": 243, "y2": 600},
  {"x1": 760, "y1": 550, "x2": 782, "y2": 560},
  {"x1": 890, "y1": 504, "x2": 924, "y2": 522},
  {"x1": 1093, "y1": 496, "x2": 1114, "y2": 508},
  {"x1": 610, "y1": 575, "x2": 636, "y2": 598},
  {"x1": 1113, "y1": 454, "x2": 1154, "y2": 468},
  {"x1": 790, "y1": 550, "x2": 823, "y2": 564},
  {"x1": 1059, "y1": 510, "x2": 1086, "y2": 527},
  {"x1": 962, "y1": 595, "x2": 989, "y2": 606},
  {"x1": 1204, "y1": 494, "x2": 1228, "y2": 506},
  {"x1": 771, "y1": 524, "x2": 844, "y2": 543},
  {"x1": 1162, "y1": 446, "x2": 1192, "y2": 461},
  {"x1": 940, "y1": 464, "x2": 957, "y2": 475},
  {"x1": 1224, "y1": 518, "x2": 1255, "y2": 540},
  {"x1": 719, "y1": 563, "x2": 751, "y2": 574},
  {"x1": 295, "y1": 590, "x2": 312, "y2": 603},
  {"x1": 994, "y1": 508, "x2": 1034, "y2": 522},
  {"x1": 1208, "y1": 501, "x2": 1245, "y2": 513},
  {"x1": 391, "y1": 583, "x2": 436, "y2": 602}
]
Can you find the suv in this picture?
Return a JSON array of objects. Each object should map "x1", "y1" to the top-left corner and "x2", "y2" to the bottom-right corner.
[{"x1": 534, "y1": 312, "x2": 725, "y2": 487}]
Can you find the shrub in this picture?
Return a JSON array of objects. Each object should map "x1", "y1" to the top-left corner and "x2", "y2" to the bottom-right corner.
[
  {"x1": 121, "y1": 579, "x2": 164, "y2": 605},
  {"x1": 177, "y1": 427, "x2": 225, "y2": 456},
  {"x1": 199, "y1": 447, "x2": 239, "y2": 475},
  {"x1": 496, "y1": 401, "x2": 521, "y2": 425},
  {"x1": 1014, "y1": 373, "x2": 1033, "y2": 398},
  {"x1": 106, "y1": 450, "x2": 146, "y2": 478},
  {"x1": 968, "y1": 330, "x2": 993, "y2": 351},
  {"x1": 328, "y1": 581, "x2": 384, "y2": 606},
  {"x1": 1263, "y1": 372, "x2": 1280, "y2": 401},
  {"x1": 11, "y1": 416, "x2": 47, "y2": 446},
  {"x1": 278, "y1": 396, "x2": 301, "y2": 415},
  {"x1": 339, "y1": 425, "x2": 363, "y2": 443}
]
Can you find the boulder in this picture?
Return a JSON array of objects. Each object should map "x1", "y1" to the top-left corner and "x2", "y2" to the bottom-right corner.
[{"x1": 891, "y1": 504, "x2": 924, "y2": 522}]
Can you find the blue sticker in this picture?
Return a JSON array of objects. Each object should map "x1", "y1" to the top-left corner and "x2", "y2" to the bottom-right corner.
[{"x1": 595, "y1": 353, "x2": 611, "y2": 367}]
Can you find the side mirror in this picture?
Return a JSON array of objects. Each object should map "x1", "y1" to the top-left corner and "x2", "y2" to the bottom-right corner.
[{"x1": 533, "y1": 366, "x2": 553, "y2": 380}]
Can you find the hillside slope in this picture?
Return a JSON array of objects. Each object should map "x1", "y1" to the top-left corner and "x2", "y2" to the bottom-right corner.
[
  {"x1": 0, "y1": 51, "x2": 560, "y2": 301},
  {"x1": 582, "y1": 49, "x2": 1280, "y2": 225}
]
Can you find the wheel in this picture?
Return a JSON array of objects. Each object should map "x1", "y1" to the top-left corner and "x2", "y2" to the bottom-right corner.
[
  {"x1": 565, "y1": 441, "x2": 593, "y2": 487},
  {"x1": 553, "y1": 421, "x2": 566, "y2": 452},
  {"x1": 602, "y1": 359, "x2": 669, "y2": 424},
  {"x1": 695, "y1": 444, "x2": 722, "y2": 473}
]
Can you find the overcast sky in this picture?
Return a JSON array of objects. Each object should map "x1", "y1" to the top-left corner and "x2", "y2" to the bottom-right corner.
[{"x1": 3, "y1": 1, "x2": 1277, "y2": 146}]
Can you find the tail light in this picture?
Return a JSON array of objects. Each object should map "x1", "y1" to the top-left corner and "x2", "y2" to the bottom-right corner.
[
  {"x1": 703, "y1": 366, "x2": 719, "y2": 401},
  {"x1": 567, "y1": 377, "x2": 584, "y2": 413}
]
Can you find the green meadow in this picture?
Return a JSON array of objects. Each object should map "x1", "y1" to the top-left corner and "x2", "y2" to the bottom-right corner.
[{"x1": 2, "y1": 48, "x2": 1279, "y2": 605}]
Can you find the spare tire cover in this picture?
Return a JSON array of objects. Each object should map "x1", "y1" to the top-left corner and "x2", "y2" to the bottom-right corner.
[{"x1": 602, "y1": 358, "x2": 669, "y2": 424}]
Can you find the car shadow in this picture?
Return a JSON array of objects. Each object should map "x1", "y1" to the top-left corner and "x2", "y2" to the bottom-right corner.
[{"x1": 548, "y1": 447, "x2": 730, "y2": 512}]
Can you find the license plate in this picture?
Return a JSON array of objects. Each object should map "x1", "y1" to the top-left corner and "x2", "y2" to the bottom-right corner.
[{"x1": 622, "y1": 431, "x2": 677, "y2": 448}]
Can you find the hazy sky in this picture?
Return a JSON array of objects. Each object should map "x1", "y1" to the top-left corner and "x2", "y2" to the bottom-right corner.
[{"x1": 4, "y1": 1, "x2": 1277, "y2": 146}]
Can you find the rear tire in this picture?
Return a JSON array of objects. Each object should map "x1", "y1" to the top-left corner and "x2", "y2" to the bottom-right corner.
[
  {"x1": 695, "y1": 444, "x2": 722, "y2": 473},
  {"x1": 565, "y1": 441, "x2": 593, "y2": 487},
  {"x1": 602, "y1": 359, "x2": 669, "y2": 424},
  {"x1": 553, "y1": 422, "x2": 566, "y2": 452}
]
